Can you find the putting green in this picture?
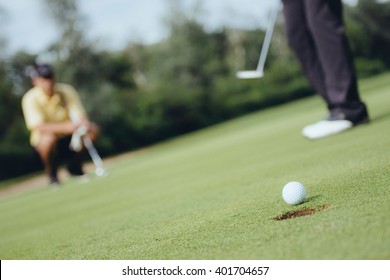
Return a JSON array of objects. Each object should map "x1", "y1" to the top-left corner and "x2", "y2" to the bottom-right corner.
[{"x1": 0, "y1": 73, "x2": 389, "y2": 259}]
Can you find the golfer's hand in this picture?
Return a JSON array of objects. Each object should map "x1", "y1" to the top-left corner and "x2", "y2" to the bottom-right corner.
[{"x1": 65, "y1": 121, "x2": 79, "y2": 134}]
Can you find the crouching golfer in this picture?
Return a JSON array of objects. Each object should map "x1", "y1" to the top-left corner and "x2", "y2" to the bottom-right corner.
[{"x1": 22, "y1": 64, "x2": 99, "y2": 185}]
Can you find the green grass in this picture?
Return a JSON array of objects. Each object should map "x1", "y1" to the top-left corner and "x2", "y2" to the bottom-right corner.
[{"x1": 1, "y1": 73, "x2": 389, "y2": 260}]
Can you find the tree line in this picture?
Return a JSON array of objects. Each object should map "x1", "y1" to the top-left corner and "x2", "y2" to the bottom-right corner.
[{"x1": 0, "y1": 0, "x2": 389, "y2": 180}]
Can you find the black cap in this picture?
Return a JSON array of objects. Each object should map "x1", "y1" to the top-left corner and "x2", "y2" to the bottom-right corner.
[
  {"x1": 26, "y1": 64, "x2": 55, "y2": 80},
  {"x1": 35, "y1": 64, "x2": 55, "y2": 79}
]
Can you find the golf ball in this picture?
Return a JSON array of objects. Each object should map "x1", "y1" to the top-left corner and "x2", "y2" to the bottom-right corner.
[{"x1": 282, "y1": 181, "x2": 307, "y2": 205}]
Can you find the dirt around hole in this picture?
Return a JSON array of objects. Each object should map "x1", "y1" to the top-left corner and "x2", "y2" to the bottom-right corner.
[{"x1": 274, "y1": 204, "x2": 329, "y2": 221}]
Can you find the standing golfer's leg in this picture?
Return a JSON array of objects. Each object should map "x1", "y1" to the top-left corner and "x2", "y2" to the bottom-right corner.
[
  {"x1": 305, "y1": 0, "x2": 368, "y2": 123},
  {"x1": 282, "y1": 0, "x2": 328, "y2": 100},
  {"x1": 283, "y1": 0, "x2": 369, "y2": 139}
]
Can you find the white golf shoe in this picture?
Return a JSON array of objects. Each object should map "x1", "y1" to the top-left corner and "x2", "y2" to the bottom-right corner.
[
  {"x1": 302, "y1": 110, "x2": 369, "y2": 140},
  {"x1": 302, "y1": 119, "x2": 353, "y2": 139}
]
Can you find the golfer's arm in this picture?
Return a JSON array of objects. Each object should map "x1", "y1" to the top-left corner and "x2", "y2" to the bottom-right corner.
[{"x1": 35, "y1": 121, "x2": 77, "y2": 135}]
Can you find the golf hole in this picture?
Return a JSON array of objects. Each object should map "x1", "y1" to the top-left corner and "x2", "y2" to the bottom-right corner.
[{"x1": 273, "y1": 204, "x2": 329, "y2": 221}]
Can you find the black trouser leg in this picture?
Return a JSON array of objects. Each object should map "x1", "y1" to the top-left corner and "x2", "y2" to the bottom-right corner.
[
  {"x1": 282, "y1": 0, "x2": 368, "y2": 122},
  {"x1": 282, "y1": 0, "x2": 328, "y2": 100},
  {"x1": 57, "y1": 136, "x2": 85, "y2": 176}
]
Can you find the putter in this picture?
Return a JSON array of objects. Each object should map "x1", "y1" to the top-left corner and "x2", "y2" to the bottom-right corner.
[
  {"x1": 236, "y1": 1, "x2": 281, "y2": 79},
  {"x1": 83, "y1": 136, "x2": 107, "y2": 177},
  {"x1": 69, "y1": 110, "x2": 107, "y2": 177}
]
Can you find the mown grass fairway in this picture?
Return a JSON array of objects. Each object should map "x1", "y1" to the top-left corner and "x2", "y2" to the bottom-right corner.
[{"x1": 0, "y1": 73, "x2": 389, "y2": 260}]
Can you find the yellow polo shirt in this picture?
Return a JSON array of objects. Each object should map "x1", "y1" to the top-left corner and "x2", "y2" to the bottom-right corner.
[{"x1": 22, "y1": 83, "x2": 86, "y2": 147}]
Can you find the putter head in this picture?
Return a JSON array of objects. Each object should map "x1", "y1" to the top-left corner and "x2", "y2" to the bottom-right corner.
[
  {"x1": 95, "y1": 167, "x2": 108, "y2": 177},
  {"x1": 236, "y1": 70, "x2": 264, "y2": 79}
]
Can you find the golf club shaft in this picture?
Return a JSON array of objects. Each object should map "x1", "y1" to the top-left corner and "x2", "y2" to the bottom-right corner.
[
  {"x1": 256, "y1": 1, "x2": 281, "y2": 73},
  {"x1": 69, "y1": 109, "x2": 105, "y2": 171},
  {"x1": 83, "y1": 136, "x2": 104, "y2": 170}
]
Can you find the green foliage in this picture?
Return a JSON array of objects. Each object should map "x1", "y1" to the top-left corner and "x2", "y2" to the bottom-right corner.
[
  {"x1": 355, "y1": 58, "x2": 387, "y2": 78},
  {"x1": 345, "y1": 0, "x2": 390, "y2": 67},
  {"x1": 44, "y1": 0, "x2": 87, "y2": 60},
  {"x1": 0, "y1": 125, "x2": 41, "y2": 180}
]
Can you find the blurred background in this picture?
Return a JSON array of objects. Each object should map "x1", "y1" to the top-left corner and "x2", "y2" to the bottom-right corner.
[{"x1": 0, "y1": 0, "x2": 389, "y2": 181}]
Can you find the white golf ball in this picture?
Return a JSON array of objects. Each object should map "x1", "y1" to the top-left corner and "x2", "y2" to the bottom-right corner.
[{"x1": 282, "y1": 181, "x2": 307, "y2": 205}]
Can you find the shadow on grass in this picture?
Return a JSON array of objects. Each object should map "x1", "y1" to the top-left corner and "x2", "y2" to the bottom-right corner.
[{"x1": 304, "y1": 195, "x2": 322, "y2": 203}]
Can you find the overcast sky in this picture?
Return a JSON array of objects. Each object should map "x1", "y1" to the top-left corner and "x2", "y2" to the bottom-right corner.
[{"x1": 1, "y1": 0, "x2": 357, "y2": 54}]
